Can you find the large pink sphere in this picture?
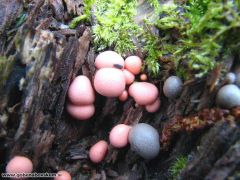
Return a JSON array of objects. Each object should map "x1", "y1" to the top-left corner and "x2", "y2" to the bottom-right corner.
[
  {"x1": 68, "y1": 75, "x2": 95, "y2": 105},
  {"x1": 89, "y1": 140, "x2": 108, "y2": 163},
  {"x1": 129, "y1": 82, "x2": 159, "y2": 105},
  {"x1": 66, "y1": 103, "x2": 95, "y2": 120},
  {"x1": 6, "y1": 156, "x2": 33, "y2": 174},
  {"x1": 95, "y1": 51, "x2": 124, "y2": 69},
  {"x1": 125, "y1": 56, "x2": 142, "y2": 75},
  {"x1": 109, "y1": 124, "x2": 131, "y2": 148},
  {"x1": 94, "y1": 68, "x2": 126, "y2": 97}
]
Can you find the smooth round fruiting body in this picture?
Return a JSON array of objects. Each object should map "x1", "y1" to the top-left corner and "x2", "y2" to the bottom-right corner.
[
  {"x1": 145, "y1": 98, "x2": 160, "y2": 113},
  {"x1": 95, "y1": 51, "x2": 124, "y2": 69},
  {"x1": 163, "y1": 76, "x2": 183, "y2": 99},
  {"x1": 66, "y1": 103, "x2": 95, "y2": 120},
  {"x1": 55, "y1": 170, "x2": 72, "y2": 180},
  {"x1": 119, "y1": 90, "x2": 128, "y2": 101},
  {"x1": 128, "y1": 123, "x2": 160, "y2": 160},
  {"x1": 225, "y1": 72, "x2": 236, "y2": 84},
  {"x1": 216, "y1": 84, "x2": 240, "y2": 109},
  {"x1": 140, "y1": 73, "x2": 147, "y2": 81},
  {"x1": 89, "y1": 140, "x2": 108, "y2": 163},
  {"x1": 109, "y1": 124, "x2": 131, "y2": 148},
  {"x1": 68, "y1": 75, "x2": 95, "y2": 105},
  {"x1": 6, "y1": 156, "x2": 33, "y2": 174},
  {"x1": 129, "y1": 82, "x2": 159, "y2": 105},
  {"x1": 125, "y1": 56, "x2": 142, "y2": 75},
  {"x1": 123, "y1": 69, "x2": 135, "y2": 85},
  {"x1": 94, "y1": 68, "x2": 126, "y2": 97}
]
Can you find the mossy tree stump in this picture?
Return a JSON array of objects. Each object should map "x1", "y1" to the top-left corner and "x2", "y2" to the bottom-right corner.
[{"x1": 0, "y1": 1, "x2": 239, "y2": 179}]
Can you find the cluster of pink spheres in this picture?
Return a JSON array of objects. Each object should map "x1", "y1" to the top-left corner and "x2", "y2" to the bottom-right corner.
[
  {"x1": 66, "y1": 50, "x2": 160, "y2": 120},
  {"x1": 5, "y1": 156, "x2": 71, "y2": 180},
  {"x1": 5, "y1": 52, "x2": 184, "y2": 177},
  {"x1": 65, "y1": 50, "x2": 162, "y2": 163}
]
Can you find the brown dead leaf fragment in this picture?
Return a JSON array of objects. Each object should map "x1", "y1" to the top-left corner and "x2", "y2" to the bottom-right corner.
[{"x1": 161, "y1": 107, "x2": 238, "y2": 150}]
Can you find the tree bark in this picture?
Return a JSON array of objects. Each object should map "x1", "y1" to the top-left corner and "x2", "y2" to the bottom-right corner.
[{"x1": 0, "y1": 1, "x2": 239, "y2": 179}]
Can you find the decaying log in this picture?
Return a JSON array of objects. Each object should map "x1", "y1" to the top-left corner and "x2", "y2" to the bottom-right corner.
[{"x1": 0, "y1": 0, "x2": 239, "y2": 179}]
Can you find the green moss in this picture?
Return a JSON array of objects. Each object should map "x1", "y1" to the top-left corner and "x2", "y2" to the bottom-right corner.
[
  {"x1": 69, "y1": 0, "x2": 95, "y2": 28},
  {"x1": 93, "y1": 0, "x2": 140, "y2": 55},
  {"x1": 186, "y1": 0, "x2": 211, "y2": 29},
  {"x1": 169, "y1": 156, "x2": 188, "y2": 180},
  {"x1": 152, "y1": 1, "x2": 240, "y2": 78},
  {"x1": 142, "y1": 29, "x2": 161, "y2": 77},
  {"x1": 147, "y1": 0, "x2": 160, "y2": 13},
  {"x1": 70, "y1": 0, "x2": 240, "y2": 78}
]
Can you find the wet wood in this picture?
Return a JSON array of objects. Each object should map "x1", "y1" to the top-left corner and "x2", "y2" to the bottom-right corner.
[{"x1": 0, "y1": 0, "x2": 239, "y2": 179}]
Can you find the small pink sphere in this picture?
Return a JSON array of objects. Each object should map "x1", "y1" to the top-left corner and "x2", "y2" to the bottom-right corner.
[
  {"x1": 129, "y1": 82, "x2": 159, "y2": 105},
  {"x1": 89, "y1": 140, "x2": 108, "y2": 163},
  {"x1": 95, "y1": 51, "x2": 124, "y2": 69},
  {"x1": 55, "y1": 170, "x2": 72, "y2": 180},
  {"x1": 6, "y1": 156, "x2": 33, "y2": 174},
  {"x1": 94, "y1": 68, "x2": 126, "y2": 97},
  {"x1": 140, "y1": 73, "x2": 148, "y2": 81},
  {"x1": 66, "y1": 103, "x2": 95, "y2": 120},
  {"x1": 118, "y1": 90, "x2": 128, "y2": 101},
  {"x1": 123, "y1": 69, "x2": 135, "y2": 85},
  {"x1": 109, "y1": 124, "x2": 131, "y2": 148},
  {"x1": 68, "y1": 75, "x2": 95, "y2": 105},
  {"x1": 145, "y1": 98, "x2": 160, "y2": 113},
  {"x1": 125, "y1": 56, "x2": 142, "y2": 75}
]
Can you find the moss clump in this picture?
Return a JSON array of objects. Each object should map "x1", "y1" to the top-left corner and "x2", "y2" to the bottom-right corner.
[
  {"x1": 69, "y1": 0, "x2": 95, "y2": 28},
  {"x1": 70, "y1": 0, "x2": 240, "y2": 79},
  {"x1": 93, "y1": 0, "x2": 140, "y2": 55},
  {"x1": 152, "y1": 1, "x2": 240, "y2": 79},
  {"x1": 93, "y1": 0, "x2": 163, "y2": 76},
  {"x1": 169, "y1": 156, "x2": 188, "y2": 180}
]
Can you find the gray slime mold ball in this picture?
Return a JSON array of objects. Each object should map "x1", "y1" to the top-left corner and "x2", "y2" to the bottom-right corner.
[
  {"x1": 225, "y1": 72, "x2": 236, "y2": 84},
  {"x1": 216, "y1": 84, "x2": 240, "y2": 109},
  {"x1": 128, "y1": 123, "x2": 160, "y2": 160},
  {"x1": 163, "y1": 76, "x2": 183, "y2": 98}
]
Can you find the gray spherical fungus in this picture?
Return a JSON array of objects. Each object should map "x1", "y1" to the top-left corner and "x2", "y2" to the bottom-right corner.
[
  {"x1": 163, "y1": 76, "x2": 183, "y2": 98},
  {"x1": 216, "y1": 84, "x2": 240, "y2": 109},
  {"x1": 128, "y1": 123, "x2": 160, "y2": 160},
  {"x1": 225, "y1": 72, "x2": 236, "y2": 84}
]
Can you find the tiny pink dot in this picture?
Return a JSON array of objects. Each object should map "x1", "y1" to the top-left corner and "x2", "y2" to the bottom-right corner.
[{"x1": 140, "y1": 74, "x2": 147, "y2": 81}]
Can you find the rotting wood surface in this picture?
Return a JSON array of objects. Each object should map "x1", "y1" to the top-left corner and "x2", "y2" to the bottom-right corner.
[{"x1": 0, "y1": 1, "x2": 239, "y2": 179}]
